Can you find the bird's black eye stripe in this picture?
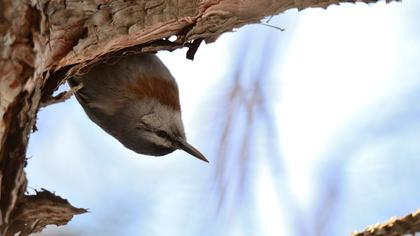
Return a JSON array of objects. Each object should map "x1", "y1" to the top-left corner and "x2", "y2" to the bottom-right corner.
[{"x1": 156, "y1": 130, "x2": 169, "y2": 138}]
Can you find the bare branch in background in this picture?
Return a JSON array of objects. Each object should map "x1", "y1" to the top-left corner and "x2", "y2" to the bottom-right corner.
[
  {"x1": 211, "y1": 34, "x2": 312, "y2": 235},
  {"x1": 211, "y1": 7, "x2": 420, "y2": 235}
]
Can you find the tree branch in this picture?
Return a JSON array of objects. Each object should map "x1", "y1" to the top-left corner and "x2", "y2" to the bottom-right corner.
[{"x1": 352, "y1": 210, "x2": 420, "y2": 236}]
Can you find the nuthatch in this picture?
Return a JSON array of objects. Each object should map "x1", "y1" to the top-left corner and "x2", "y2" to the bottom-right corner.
[{"x1": 69, "y1": 53, "x2": 208, "y2": 162}]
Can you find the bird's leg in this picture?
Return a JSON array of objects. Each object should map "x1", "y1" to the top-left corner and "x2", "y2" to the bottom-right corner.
[{"x1": 40, "y1": 83, "x2": 83, "y2": 108}]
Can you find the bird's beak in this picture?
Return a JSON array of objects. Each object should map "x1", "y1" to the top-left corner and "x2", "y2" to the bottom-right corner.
[{"x1": 177, "y1": 139, "x2": 209, "y2": 163}]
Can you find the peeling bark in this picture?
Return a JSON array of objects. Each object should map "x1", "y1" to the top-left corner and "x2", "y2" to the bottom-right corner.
[
  {"x1": 6, "y1": 190, "x2": 87, "y2": 236},
  {"x1": 352, "y1": 210, "x2": 420, "y2": 236},
  {"x1": 0, "y1": 0, "x2": 410, "y2": 235}
]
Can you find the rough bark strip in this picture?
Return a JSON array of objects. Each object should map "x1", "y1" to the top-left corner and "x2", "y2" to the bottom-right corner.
[
  {"x1": 352, "y1": 209, "x2": 420, "y2": 236},
  {"x1": 6, "y1": 190, "x2": 87, "y2": 236},
  {"x1": 0, "y1": 0, "x2": 403, "y2": 235},
  {"x1": 0, "y1": 1, "x2": 36, "y2": 234},
  {"x1": 33, "y1": 0, "x2": 400, "y2": 71}
]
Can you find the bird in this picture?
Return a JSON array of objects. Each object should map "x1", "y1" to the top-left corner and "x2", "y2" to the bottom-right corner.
[{"x1": 68, "y1": 53, "x2": 208, "y2": 162}]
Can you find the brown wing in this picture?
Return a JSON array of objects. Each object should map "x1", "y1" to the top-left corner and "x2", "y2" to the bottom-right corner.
[{"x1": 124, "y1": 75, "x2": 181, "y2": 111}]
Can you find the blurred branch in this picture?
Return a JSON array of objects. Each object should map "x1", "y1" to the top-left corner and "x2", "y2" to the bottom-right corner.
[
  {"x1": 352, "y1": 209, "x2": 420, "y2": 236},
  {"x1": 211, "y1": 33, "x2": 312, "y2": 235}
]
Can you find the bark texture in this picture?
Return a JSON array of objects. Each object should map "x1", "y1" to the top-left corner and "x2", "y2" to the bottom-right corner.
[
  {"x1": 0, "y1": 0, "x2": 412, "y2": 235},
  {"x1": 352, "y1": 209, "x2": 420, "y2": 236}
]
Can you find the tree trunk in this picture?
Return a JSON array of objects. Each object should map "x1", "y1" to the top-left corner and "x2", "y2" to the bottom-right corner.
[{"x1": 1, "y1": 0, "x2": 414, "y2": 235}]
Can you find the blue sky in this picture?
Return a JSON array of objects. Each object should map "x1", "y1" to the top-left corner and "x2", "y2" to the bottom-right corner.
[{"x1": 27, "y1": 1, "x2": 420, "y2": 235}]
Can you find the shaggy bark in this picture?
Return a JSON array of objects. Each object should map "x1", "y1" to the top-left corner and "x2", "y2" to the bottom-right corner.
[
  {"x1": 0, "y1": 0, "x2": 414, "y2": 235},
  {"x1": 352, "y1": 210, "x2": 420, "y2": 236}
]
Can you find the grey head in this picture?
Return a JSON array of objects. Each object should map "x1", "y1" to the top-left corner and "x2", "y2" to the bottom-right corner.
[{"x1": 112, "y1": 98, "x2": 209, "y2": 163}]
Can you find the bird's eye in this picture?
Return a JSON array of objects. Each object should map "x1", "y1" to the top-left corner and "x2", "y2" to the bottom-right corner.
[{"x1": 156, "y1": 130, "x2": 168, "y2": 138}]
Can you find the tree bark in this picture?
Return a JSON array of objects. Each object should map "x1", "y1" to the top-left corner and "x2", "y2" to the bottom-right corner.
[
  {"x1": 352, "y1": 210, "x2": 420, "y2": 236},
  {"x1": 0, "y1": 0, "x2": 411, "y2": 235}
]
